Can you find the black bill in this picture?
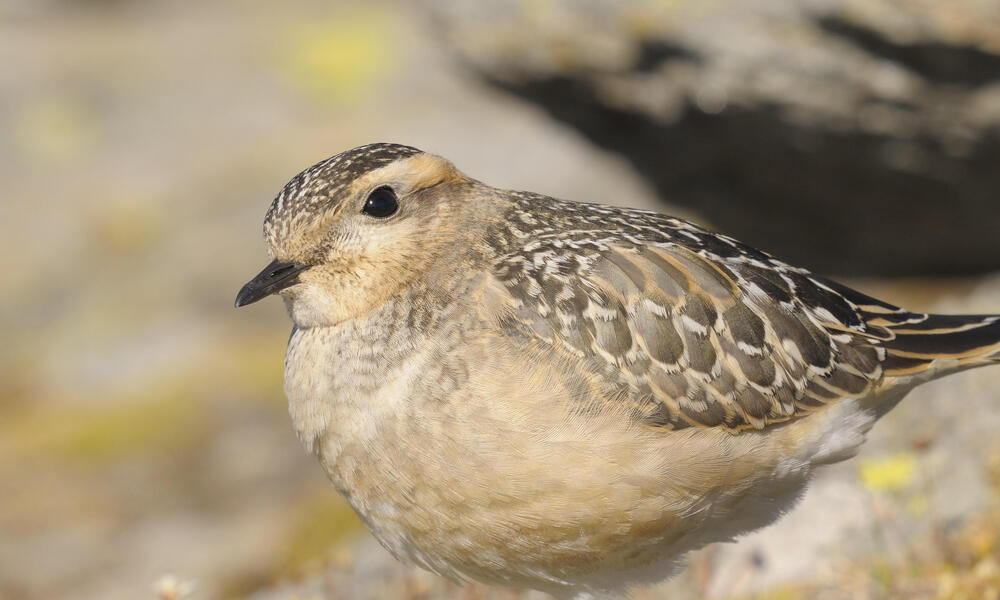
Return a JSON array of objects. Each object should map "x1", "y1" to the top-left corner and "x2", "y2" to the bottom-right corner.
[{"x1": 235, "y1": 259, "x2": 310, "y2": 308}]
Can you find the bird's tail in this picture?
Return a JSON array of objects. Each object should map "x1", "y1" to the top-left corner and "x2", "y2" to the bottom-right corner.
[{"x1": 879, "y1": 313, "x2": 1000, "y2": 380}]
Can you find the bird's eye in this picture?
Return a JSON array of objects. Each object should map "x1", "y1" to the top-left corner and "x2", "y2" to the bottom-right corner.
[{"x1": 362, "y1": 186, "x2": 399, "y2": 218}]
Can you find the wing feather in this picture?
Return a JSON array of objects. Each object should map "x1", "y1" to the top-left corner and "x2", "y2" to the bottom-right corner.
[{"x1": 487, "y1": 198, "x2": 890, "y2": 432}]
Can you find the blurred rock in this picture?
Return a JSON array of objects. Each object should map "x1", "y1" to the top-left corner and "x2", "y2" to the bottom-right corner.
[{"x1": 423, "y1": 0, "x2": 1000, "y2": 276}]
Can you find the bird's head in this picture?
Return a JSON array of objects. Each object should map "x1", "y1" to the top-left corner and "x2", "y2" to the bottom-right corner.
[{"x1": 235, "y1": 143, "x2": 476, "y2": 327}]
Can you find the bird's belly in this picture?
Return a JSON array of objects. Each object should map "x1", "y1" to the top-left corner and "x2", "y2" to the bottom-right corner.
[
  {"x1": 314, "y1": 419, "x2": 687, "y2": 588},
  {"x1": 309, "y1": 388, "x2": 820, "y2": 593}
]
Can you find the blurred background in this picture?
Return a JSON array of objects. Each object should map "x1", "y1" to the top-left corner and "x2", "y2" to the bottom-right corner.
[{"x1": 2, "y1": 0, "x2": 1000, "y2": 598}]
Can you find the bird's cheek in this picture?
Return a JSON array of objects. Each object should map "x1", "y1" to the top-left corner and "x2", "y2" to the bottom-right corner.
[{"x1": 285, "y1": 283, "x2": 352, "y2": 328}]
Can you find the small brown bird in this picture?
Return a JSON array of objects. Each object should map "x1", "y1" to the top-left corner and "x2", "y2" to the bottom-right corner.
[{"x1": 236, "y1": 143, "x2": 1000, "y2": 599}]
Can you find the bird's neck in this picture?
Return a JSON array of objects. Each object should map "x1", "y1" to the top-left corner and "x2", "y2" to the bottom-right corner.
[{"x1": 283, "y1": 269, "x2": 480, "y2": 451}]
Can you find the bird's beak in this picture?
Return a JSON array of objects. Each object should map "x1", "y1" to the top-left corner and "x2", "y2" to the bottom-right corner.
[{"x1": 235, "y1": 259, "x2": 310, "y2": 308}]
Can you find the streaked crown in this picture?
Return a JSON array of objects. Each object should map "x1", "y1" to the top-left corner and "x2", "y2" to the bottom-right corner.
[{"x1": 263, "y1": 143, "x2": 423, "y2": 254}]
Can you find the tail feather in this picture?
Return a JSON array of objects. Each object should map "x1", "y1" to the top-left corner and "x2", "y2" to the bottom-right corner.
[
  {"x1": 881, "y1": 313, "x2": 1000, "y2": 378},
  {"x1": 814, "y1": 278, "x2": 1000, "y2": 379}
]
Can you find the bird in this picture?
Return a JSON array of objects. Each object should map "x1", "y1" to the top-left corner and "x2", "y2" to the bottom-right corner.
[{"x1": 235, "y1": 143, "x2": 1000, "y2": 599}]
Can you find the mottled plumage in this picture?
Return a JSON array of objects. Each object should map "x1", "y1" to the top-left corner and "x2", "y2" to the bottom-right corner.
[
  {"x1": 236, "y1": 143, "x2": 1000, "y2": 599},
  {"x1": 485, "y1": 192, "x2": 1000, "y2": 433}
]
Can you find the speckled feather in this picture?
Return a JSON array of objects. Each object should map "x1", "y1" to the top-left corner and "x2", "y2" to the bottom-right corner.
[
  {"x1": 264, "y1": 143, "x2": 423, "y2": 256},
  {"x1": 483, "y1": 191, "x2": 1000, "y2": 433}
]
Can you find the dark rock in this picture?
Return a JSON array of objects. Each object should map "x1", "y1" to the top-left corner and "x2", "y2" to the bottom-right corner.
[{"x1": 425, "y1": 0, "x2": 1000, "y2": 276}]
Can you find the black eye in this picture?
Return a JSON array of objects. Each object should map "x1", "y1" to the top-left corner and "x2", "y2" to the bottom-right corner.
[{"x1": 362, "y1": 186, "x2": 399, "y2": 218}]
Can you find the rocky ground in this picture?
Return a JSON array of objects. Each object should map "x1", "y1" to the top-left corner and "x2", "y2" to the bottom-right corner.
[
  {"x1": 424, "y1": 0, "x2": 1000, "y2": 277},
  {"x1": 2, "y1": 1, "x2": 999, "y2": 599}
]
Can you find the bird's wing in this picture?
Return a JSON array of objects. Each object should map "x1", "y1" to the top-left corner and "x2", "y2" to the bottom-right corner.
[{"x1": 487, "y1": 205, "x2": 906, "y2": 432}]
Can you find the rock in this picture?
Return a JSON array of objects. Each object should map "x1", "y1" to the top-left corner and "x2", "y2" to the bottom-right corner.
[{"x1": 423, "y1": 0, "x2": 1000, "y2": 276}]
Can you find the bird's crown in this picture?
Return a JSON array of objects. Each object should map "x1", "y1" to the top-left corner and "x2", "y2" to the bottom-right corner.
[{"x1": 263, "y1": 143, "x2": 425, "y2": 256}]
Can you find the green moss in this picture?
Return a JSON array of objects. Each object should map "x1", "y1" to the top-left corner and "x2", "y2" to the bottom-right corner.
[
  {"x1": 223, "y1": 336, "x2": 288, "y2": 406},
  {"x1": 91, "y1": 197, "x2": 166, "y2": 256},
  {"x1": 279, "y1": 490, "x2": 364, "y2": 574},
  {"x1": 0, "y1": 332, "x2": 294, "y2": 469},
  {"x1": 52, "y1": 394, "x2": 202, "y2": 461},
  {"x1": 12, "y1": 94, "x2": 99, "y2": 163},
  {"x1": 858, "y1": 452, "x2": 917, "y2": 493},
  {"x1": 1, "y1": 385, "x2": 205, "y2": 466},
  {"x1": 280, "y1": 10, "x2": 398, "y2": 104}
]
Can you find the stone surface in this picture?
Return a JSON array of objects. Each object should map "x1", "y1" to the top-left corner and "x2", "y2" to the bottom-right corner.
[{"x1": 424, "y1": 0, "x2": 1000, "y2": 276}]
